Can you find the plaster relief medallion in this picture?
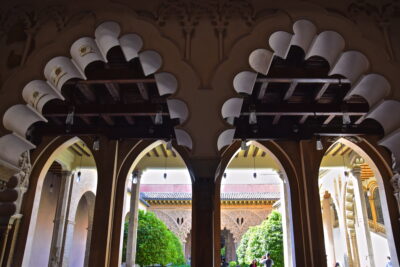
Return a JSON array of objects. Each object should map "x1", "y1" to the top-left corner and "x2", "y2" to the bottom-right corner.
[
  {"x1": 31, "y1": 91, "x2": 49, "y2": 109},
  {"x1": 50, "y1": 66, "x2": 66, "y2": 87},
  {"x1": 79, "y1": 45, "x2": 94, "y2": 57}
]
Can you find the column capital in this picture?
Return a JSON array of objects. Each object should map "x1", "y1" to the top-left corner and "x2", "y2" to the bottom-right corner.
[
  {"x1": 391, "y1": 173, "x2": 400, "y2": 194},
  {"x1": 350, "y1": 166, "x2": 362, "y2": 178},
  {"x1": 323, "y1": 191, "x2": 331, "y2": 199}
]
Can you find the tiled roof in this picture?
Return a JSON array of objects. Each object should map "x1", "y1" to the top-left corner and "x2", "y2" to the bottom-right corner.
[{"x1": 140, "y1": 192, "x2": 280, "y2": 201}]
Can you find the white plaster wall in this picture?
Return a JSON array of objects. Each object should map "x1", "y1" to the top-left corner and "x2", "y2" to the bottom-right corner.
[
  {"x1": 68, "y1": 168, "x2": 97, "y2": 220},
  {"x1": 69, "y1": 197, "x2": 89, "y2": 267},
  {"x1": 371, "y1": 232, "x2": 390, "y2": 266},
  {"x1": 28, "y1": 172, "x2": 60, "y2": 267},
  {"x1": 333, "y1": 228, "x2": 346, "y2": 266}
]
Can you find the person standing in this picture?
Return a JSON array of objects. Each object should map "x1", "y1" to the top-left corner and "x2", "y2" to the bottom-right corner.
[
  {"x1": 249, "y1": 259, "x2": 257, "y2": 267},
  {"x1": 260, "y1": 253, "x2": 274, "y2": 267}
]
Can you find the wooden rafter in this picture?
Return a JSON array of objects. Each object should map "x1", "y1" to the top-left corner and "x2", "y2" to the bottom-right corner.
[
  {"x1": 105, "y1": 83, "x2": 120, "y2": 102},
  {"x1": 77, "y1": 83, "x2": 96, "y2": 102},
  {"x1": 160, "y1": 144, "x2": 169, "y2": 158},
  {"x1": 283, "y1": 82, "x2": 298, "y2": 100},
  {"x1": 252, "y1": 146, "x2": 259, "y2": 157},
  {"x1": 74, "y1": 143, "x2": 91, "y2": 157},
  {"x1": 258, "y1": 82, "x2": 268, "y2": 100},
  {"x1": 314, "y1": 83, "x2": 330, "y2": 101},
  {"x1": 137, "y1": 83, "x2": 149, "y2": 101}
]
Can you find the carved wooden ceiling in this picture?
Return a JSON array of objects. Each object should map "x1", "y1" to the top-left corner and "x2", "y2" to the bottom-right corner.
[
  {"x1": 29, "y1": 47, "x2": 179, "y2": 144},
  {"x1": 232, "y1": 46, "x2": 383, "y2": 140}
]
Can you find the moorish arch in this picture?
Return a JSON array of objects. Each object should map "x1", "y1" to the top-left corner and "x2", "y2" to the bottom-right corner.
[
  {"x1": 0, "y1": 20, "x2": 191, "y2": 176},
  {"x1": 10, "y1": 136, "x2": 97, "y2": 267},
  {"x1": 216, "y1": 18, "x2": 400, "y2": 266},
  {"x1": 111, "y1": 139, "x2": 194, "y2": 266},
  {"x1": 0, "y1": 18, "x2": 195, "y2": 266},
  {"x1": 215, "y1": 140, "x2": 302, "y2": 267},
  {"x1": 218, "y1": 19, "x2": 395, "y2": 150}
]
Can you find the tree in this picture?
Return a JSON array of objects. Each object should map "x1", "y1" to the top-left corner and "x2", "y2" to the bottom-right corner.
[
  {"x1": 236, "y1": 211, "x2": 284, "y2": 267},
  {"x1": 122, "y1": 210, "x2": 185, "y2": 266}
]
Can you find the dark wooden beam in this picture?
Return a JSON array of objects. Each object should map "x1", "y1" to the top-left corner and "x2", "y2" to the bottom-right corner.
[
  {"x1": 243, "y1": 147, "x2": 249, "y2": 157},
  {"x1": 74, "y1": 143, "x2": 91, "y2": 157},
  {"x1": 43, "y1": 104, "x2": 168, "y2": 117},
  {"x1": 124, "y1": 116, "x2": 135, "y2": 125},
  {"x1": 33, "y1": 124, "x2": 176, "y2": 139},
  {"x1": 258, "y1": 82, "x2": 268, "y2": 100},
  {"x1": 332, "y1": 144, "x2": 345, "y2": 156},
  {"x1": 283, "y1": 82, "x2": 298, "y2": 101},
  {"x1": 355, "y1": 115, "x2": 366, "y2": 125},
  {"x1": 79, "y1": 116, "x2": 91, "y2": 125},
  {"x1": 77, "y1": 83, "x2": 96, "y2": 102},
  {"x1": 153, "y1": 148, "x2": 160, "y2": 157},
  {"x1": 137, "y1": 83, "x2": 149, "y2": 101},
  {"x1": 69, "y1": 78, "x2": 156, "y2": 85},
  {"x1": 272, "y1": 115, "x2": 281, "y2": 125},
  {"x1": 160, "y1": 145, "x2": 168, "y2": 158},
  {"x1": 314, "y1": 83, "x2": 330, "y2": 101},
  {"x1": 299, "y1": 115, "x2": 308, "y2": 124},
  {"x1": 51, "y1": 117, "x2": 63, "y2": 126},
  {"x1": 242, "y1": 103, "x2": 368, "y2": 116},
  {"x1": 324, "y1": 143, "x2": 338, "y2": 156},
  {"x1": 234, "y1": 122, "x2": 382, "y2": 141},
  {"x1": 69, "y1": 146, "x2": 82, "y2": 157},
  {"x1": 323, "y1": 115, "x2": 336, "y2": 125},
  {"x1": 101, "y1": 115, "x2": 115, "y2": 126},
  {"x1": 252, "y1": 147, "x2": 259, "y2": 157},
  {"x1": 256, "y1": 78, "x2": 350, "y2": 84},
  {"x1": 105, "y1": 83, "x2": 120, "y2": 102},
  {"x1": 340, "y1": 147, "x2": 351, "y2": 156}
]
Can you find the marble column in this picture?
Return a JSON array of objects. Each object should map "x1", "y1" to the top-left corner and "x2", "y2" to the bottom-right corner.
[
  {"x1": 48, "y1": 171, "x2": 73, "y2": 267},
  {"x1": 126, "y1": 170, "x2": 142, "y2": 267},
  {"x1": 322, "y1": 191, "x2": 336, "y2": 267},
  {"x1": 351, "y1": 167, "x2": 375, "y2": 267}
]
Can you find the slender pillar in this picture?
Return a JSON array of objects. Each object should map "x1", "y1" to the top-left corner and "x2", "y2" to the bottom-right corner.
[
  {"x1": 192, "y1": 177, "x2": 214, "y2": 267},
  {"x1": 88, "y1": 137, "x2": 119, "y2": 267},
  {"x1": 351, "y1": 168, "x2": 375, "y2": 267},
  {"x1": 84, "y1": 223, "x2": 93, "y2": 267},
  {"x1": 61, "y1": 219, "x2": 75, "y2": 267},
  {"x1": 299, "y1": 140, "x2": 327, "y2": 267},
  {"x1": 349, "y1": 231, "x2": 360, "y2": 267},
  {"x1": 322, "y1": 192, "x2": 336, "y2": 267},
  {"x1": 84, "y1": 204, "x2": 94, "y2": 267},
  {"x1": 126, "y1": 170, "x2": 142, "y2": 267},
  {"x1": 48, "y1": 171, "x2": 73, "y2": 267}
]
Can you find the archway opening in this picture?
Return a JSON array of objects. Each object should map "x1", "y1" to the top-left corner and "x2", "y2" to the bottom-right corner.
[
  {"x1": 219, "y1": 141, "x2": 295, "y2": 267},
  {"x1": 119, "y1": 141, "x2": 192, "y2": 267},
  {"x1": 23, "y1": 138, "x2": 97, "y2": 267},
  {"x1": 319, "y1": 139, "x2": 395, "y2": 267}
]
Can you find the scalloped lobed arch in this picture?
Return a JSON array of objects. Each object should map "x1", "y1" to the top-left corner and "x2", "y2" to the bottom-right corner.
[
  {"x1": 218, "y1": 19, "x2": 400, "y2": 166},
  {"x1": 0, "y1": 21, "x2": 192, "y2": 174}
]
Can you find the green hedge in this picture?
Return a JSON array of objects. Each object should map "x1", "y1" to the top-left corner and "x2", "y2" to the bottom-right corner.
[
  {"x1": 123, "y1": 210, "x2": 185, "y2": 266},
  {"x1": 236, "y1": 210, "x2": 284, "y2": 267}
]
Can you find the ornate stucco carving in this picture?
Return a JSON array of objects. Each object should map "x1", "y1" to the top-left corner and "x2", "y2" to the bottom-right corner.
[
  {"x1": 151, "y1": 207, "x2": 270, "y2": 244},
  {"x1": 347, "y1": 0, "x2": 400, "y2": 61},
  {"x1": 220, "y1": 209, "x2": 270, "y2": 243},
  {"x1": 152, "y1": 209, "x2": 192, "y2": 243}
]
